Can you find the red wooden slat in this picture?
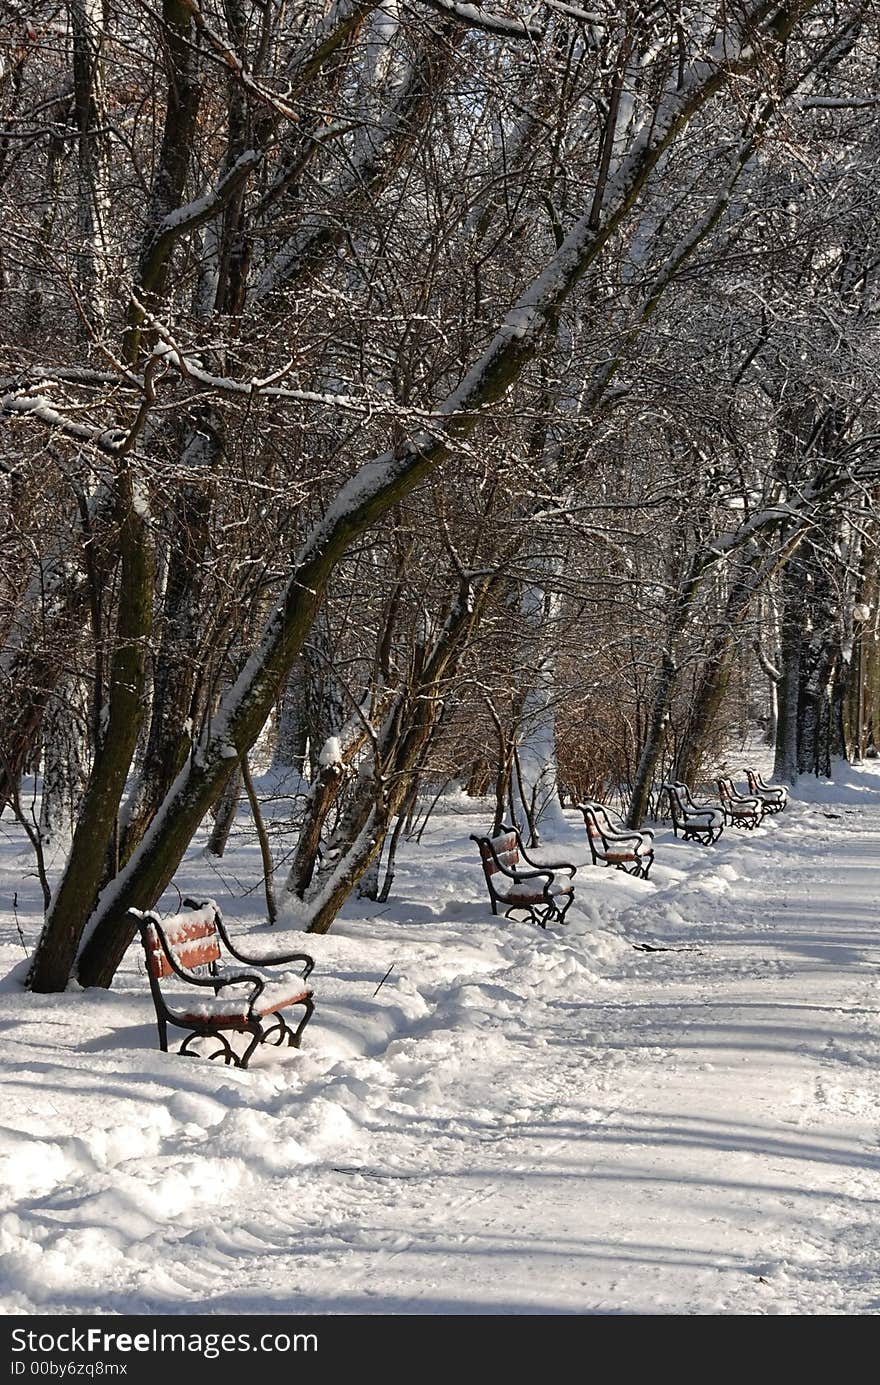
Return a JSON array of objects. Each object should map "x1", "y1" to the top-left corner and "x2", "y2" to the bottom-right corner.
[
  {"x1": 144, "y1": 921, "x2": 220, "y2": 979},
  {"x1": 176, "y1": 939, "x2": 221, "y2": 971}
]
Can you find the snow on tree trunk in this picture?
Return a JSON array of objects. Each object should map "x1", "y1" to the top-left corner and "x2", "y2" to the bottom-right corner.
[
  {"x1": 513, "y1": 634, "x2": 566, "y2": 845},
  {"x1": 39, "y1": 675, "x2": 88, "y2": 857}
]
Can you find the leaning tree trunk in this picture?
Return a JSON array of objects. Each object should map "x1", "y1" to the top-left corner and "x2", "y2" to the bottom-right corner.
[
  {"x1": 205, "y1": 764, "x2": 242, "y2": 859},
  {"x1": 119, "y1": 446, "x2": 217, "y2": 865},
  {"x1": 28, "y1": 488, "x2": 154, "y2": 991},
  {"x1": 301, "y1": 573, "x2": 498, "y2": 933}
]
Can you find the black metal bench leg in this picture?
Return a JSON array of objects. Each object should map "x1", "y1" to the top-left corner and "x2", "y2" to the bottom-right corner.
[
  {"x1": 236, "y1": 1028, "x2": 264, "y2": 1070},
  {"x1": 290, "y1": 996, "x2": 315, "y2": 1048}
]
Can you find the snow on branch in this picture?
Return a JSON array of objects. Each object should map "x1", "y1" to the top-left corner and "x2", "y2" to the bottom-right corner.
[
  {"x1": 0, "y1": 367, "x2": 123, "y2": 391},
  {"x1": 175, "y1": 0, "x2": 305, "y2": 122},
  {"x1": 150, "y1": 343, "x2": 369, "y2": 411},
  {"x1": 418, "y1": 0, "x2": 543, "y2": 39},
  {"x1": 439, "y1": 1, "x2": 803, "y2": 420},
  {"x1": 0, "y1": 391, "x2": 128, "y2": 453},
  {"x1": 800, "y1": 96, "x2": 880, "y2": 108},
  {"x1": 143, "y1": 149, "x2": 263, "y2": 264},
  {"x1": 148, "y1": 340, "x2": 445, "y2": 420},
  {"x1": 256, "y1": 32, "x2": 453, "y2": 302},
  {"x1": 541, "y1": 0, "x2": 605, "y2": 22},
  {"x1": 285, "y1": 0, "x2": 378, "y2": 89}
]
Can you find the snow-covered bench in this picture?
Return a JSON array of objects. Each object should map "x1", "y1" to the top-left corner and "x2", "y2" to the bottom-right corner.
[
  {"x1": 662, "y1": 782, "x2": 724, "y2": 845},
  {"x1": 745, "y1": 769, "x2": 788, "y2": 813},
  {"x1": 131, "y1": 899, "x2": 315, "y2": 1069},
  {"x1": 577, "y1": 801, "x2": 654, "y2": 879},
  {"x1": 471, "y1": 825, "x2": 576, "y2": 928},
  {"x1": 716, "y1": 776, "x2": 764, "y2": 829}
]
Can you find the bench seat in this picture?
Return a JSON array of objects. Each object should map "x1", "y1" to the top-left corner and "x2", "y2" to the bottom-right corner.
[{"x1": 166, "y1": 977, "x2": 312, "y2": 1026}]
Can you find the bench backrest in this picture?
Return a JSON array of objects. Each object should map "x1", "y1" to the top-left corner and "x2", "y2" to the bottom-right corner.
[
  {"x1": 581, "y1": 803, "x2": 611, "y2": 837},
  {"x1": 746, "y1": 769, "x2": 773, "y2": 795},
  {"x1": 664, "y1": 783, "x2": 686, "y2": 817},
  {"x1": 142, "y1": 904, "x2": 221, "y2": 982},
  {"x1": 477, "y1": 830, "x2": 520, "y2": 875}
]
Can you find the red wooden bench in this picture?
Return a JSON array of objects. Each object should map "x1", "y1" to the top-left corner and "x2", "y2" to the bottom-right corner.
[
  {"x1": 577, "y1": 801, "x2": 654, "y2": 878},
  {"x1": 745, "y1": 769, "x2": 788, "y2": 813},
  {"x1": 471, "y1": 824, "x2": 576, "y2": 928},
  {"x1": 716, "y1": 776, "x2": 764, "y2": 829},
  {"x1": 130, "y1": 898, "x2": 315, "y2": 1069},
  {"x1": 662, "y1": 782, "x2": 725, "y2": 844}
]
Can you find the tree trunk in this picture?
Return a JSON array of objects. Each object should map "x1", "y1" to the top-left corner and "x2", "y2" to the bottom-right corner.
[
  {"x1": 28, "y1": 491, "x2": 154, "y2": 991},
  {"x1": 39, "y1": 675, "x2": 88, "y2": 854},
  {"x1": 241, "y1": 754, "x2": 277, "y2": 923},
  {"x1": 206, "y1": 767, "x2": 242, "y2": 858},
  {"x1": 272, "y1": 665, "x2": 309, "y2": 776},
  {"x1": 774, "y1": 554, "x2": 806, "y2": 783},
  {"x1": 119, "y1": 437, "x2": 217, "y2": 864}
]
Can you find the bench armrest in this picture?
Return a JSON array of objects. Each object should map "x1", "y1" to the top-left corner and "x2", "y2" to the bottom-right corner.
[
  {"x1": 601, "y1": 827, "x2": 652, "y2": 849},
  {"x1": 517, "y1": 843, "x2": 576, "y2": 878},
  {"x1": 491, "y1": 862, "x2": 556, "y2": 883},
  {"x1": 532, "y1": 860, "x2": 576, "y2": 879},
  {"x1": 190, "y1": 900, "x2": 315, "y2": 980},
  {"x1": 214, "y1": 971, "x2": 267, "y2": 1018}
]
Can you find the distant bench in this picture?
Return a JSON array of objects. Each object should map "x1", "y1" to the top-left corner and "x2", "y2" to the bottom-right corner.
[
  {"x1": 131, "y1": 898, "x2": 315, "y2": 1069},
  {"x1": 472, "y1": 824, "x2": 576, "y2": 928},
  {"x1": 745, "y1": 769, "x2": 788, "y2": 813}
]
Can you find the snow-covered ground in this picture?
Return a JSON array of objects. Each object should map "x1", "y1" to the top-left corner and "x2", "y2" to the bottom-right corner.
[{"x1": 2, "y1": 760, "x2": 880, "y2": 1316}]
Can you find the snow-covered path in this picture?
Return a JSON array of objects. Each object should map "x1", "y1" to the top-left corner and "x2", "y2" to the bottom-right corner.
[
  {"x1": 279, "y1": 808, "x2": 880, "y2": 1316},
  {"x1": 2, "y1": 774, "x2": 880, "y2": 1315}
]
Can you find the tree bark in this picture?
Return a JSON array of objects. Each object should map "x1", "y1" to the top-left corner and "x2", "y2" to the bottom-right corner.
[{"x1": 28, "y1": 487, "x2": 154, "y2": 991}]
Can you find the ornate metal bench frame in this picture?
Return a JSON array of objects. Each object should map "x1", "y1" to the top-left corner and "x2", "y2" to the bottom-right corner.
[
  {"x1": 131, "y1": 898, "x2": 315, "y2": 1069},
  {"x1": 471, "y1": 824, "x2": 576, "y2": 928}
]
